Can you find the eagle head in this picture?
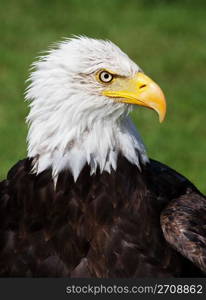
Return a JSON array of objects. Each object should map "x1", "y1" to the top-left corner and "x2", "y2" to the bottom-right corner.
[{"x1": 26, "y1": 36, "x2": 166, "y2": 181}]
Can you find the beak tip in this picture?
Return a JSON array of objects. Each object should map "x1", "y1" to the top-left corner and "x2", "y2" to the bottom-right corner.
[
  {"x1": 157, "y1": 95, "x2": 166, "y2": 123},
  {"x1": 159, "y1": 113, "x2": 166, "y2": 123}
]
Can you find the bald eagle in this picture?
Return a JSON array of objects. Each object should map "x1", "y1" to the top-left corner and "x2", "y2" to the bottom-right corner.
[{"x1": 0, "y1": 37, "x2": 206, "y2": 277}]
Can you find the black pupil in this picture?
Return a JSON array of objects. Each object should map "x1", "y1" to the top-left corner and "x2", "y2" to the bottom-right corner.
[{"x1": 104, "y1": 73, "x2": 109, "y2": 79}]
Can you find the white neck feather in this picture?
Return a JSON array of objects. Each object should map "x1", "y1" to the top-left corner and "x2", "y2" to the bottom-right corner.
[{"x1": 27, "y1": 96, "x2": 148, "y2": 181}]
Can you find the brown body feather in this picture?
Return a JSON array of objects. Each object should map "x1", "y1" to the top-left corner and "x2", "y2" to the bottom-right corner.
[{"x1": 0, "y1": 156, "x2": 205, "y2": 277}]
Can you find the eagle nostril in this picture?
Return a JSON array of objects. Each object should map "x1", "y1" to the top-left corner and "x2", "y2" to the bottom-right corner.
[{"x1": 139, "y1": 84, "x2": 146, "y2": 89}]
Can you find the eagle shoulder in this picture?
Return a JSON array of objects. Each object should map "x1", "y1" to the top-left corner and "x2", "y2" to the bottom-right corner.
[{"x1": 149, "y1": 160, "x2": 206, "y2": 273}]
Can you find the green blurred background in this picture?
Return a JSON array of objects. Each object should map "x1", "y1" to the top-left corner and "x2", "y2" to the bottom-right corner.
[{"x1": 1, "y1": 0, "x2": 206, "y2": 192}]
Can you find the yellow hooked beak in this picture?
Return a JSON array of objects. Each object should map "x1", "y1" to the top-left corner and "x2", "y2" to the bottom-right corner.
[{"x1": 103, "y1": 72, "x2": 166, "y2": 122}]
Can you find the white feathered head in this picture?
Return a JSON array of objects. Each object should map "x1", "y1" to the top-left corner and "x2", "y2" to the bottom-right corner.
[{"x1": 26, "y1": 36, "x2": 166, "y2": 181}]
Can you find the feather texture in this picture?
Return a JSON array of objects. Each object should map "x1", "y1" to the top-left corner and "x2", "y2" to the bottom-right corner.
[{"x1": 0, "y1": 157, "x2": 205, "y2": 277}]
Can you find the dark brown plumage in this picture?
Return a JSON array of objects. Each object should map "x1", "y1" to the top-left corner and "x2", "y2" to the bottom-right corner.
[{"x1": 0, "y1": 155, "x2": 205, "y2": 277}]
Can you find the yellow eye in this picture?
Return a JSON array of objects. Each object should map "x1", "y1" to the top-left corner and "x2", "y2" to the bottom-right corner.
[{"x1": 99, "y1": 71, "x2": 113, "y2": 83}]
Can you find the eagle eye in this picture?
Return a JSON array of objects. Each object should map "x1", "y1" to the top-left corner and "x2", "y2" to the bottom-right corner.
[{"x1": 99, "y1": 71, "x2": 113, "y2": 83}]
